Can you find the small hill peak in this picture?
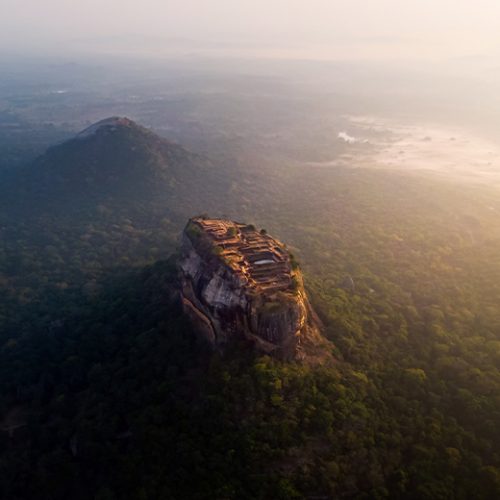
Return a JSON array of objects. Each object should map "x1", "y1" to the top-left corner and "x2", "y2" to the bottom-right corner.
[
  {"x1": 24, "y1": 117, "x2": 208, "y2": 202},
  {"x1": 76, "y1": 116, "x2": 138, "y2": 139}
]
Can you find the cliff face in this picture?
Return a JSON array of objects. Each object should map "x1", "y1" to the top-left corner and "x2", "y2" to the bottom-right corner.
[{"x1": 179, "y1": 217, "x2": 326, "y2": 360}]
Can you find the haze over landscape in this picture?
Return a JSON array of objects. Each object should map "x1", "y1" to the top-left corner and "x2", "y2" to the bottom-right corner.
[
  {"x1": 4, "y1": 0, "x2": 500, "y2": 61},
  {"x1": 1, "y1": 2, "x2": 500, "y2": 499}
]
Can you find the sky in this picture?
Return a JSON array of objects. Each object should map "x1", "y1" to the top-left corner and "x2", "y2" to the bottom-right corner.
[{"x1": 2, "y1": 0, "x2": 500, "y2": 61}]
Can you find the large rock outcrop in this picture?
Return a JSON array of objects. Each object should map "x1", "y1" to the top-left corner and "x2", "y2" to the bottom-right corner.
[{"x1": 179, "y1": 217, "x2": 328, "y2": 360}]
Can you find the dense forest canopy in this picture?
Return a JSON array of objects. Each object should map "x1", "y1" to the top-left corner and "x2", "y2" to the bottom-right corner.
[{"x1": 0, "y1": 119, "x2": 499, "y2": 499}]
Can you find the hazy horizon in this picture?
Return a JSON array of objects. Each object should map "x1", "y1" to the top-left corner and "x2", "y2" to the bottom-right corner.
[
  {"x1": 2, "y1": 0, "x2": 500, "y2": 65},
  {"x1": 2, "y1": 0, "x2": 500, "y2": 182}
]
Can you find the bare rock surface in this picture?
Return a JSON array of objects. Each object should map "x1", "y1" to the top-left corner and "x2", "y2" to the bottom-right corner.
[{"x1": 179, "y1": 216, "x2": 332, "y2": 361}]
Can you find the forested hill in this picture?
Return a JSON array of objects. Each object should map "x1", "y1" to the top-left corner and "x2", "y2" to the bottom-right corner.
[
  {"x1": 1, "y1": 116, "x2": 216, "y2": 212},
  {"x1": 1, "y1": 119, "x2": 500, "y2": 498}
]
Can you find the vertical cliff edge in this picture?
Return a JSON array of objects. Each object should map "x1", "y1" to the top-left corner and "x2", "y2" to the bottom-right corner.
[{"x1": 178, "y1": 216, "x2": 331, "y2": 361}]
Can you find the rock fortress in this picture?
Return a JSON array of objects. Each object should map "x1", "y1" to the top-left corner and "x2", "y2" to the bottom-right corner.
[{"x1": 179, "y1": 216, "x2": 332, "y2": 362}]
